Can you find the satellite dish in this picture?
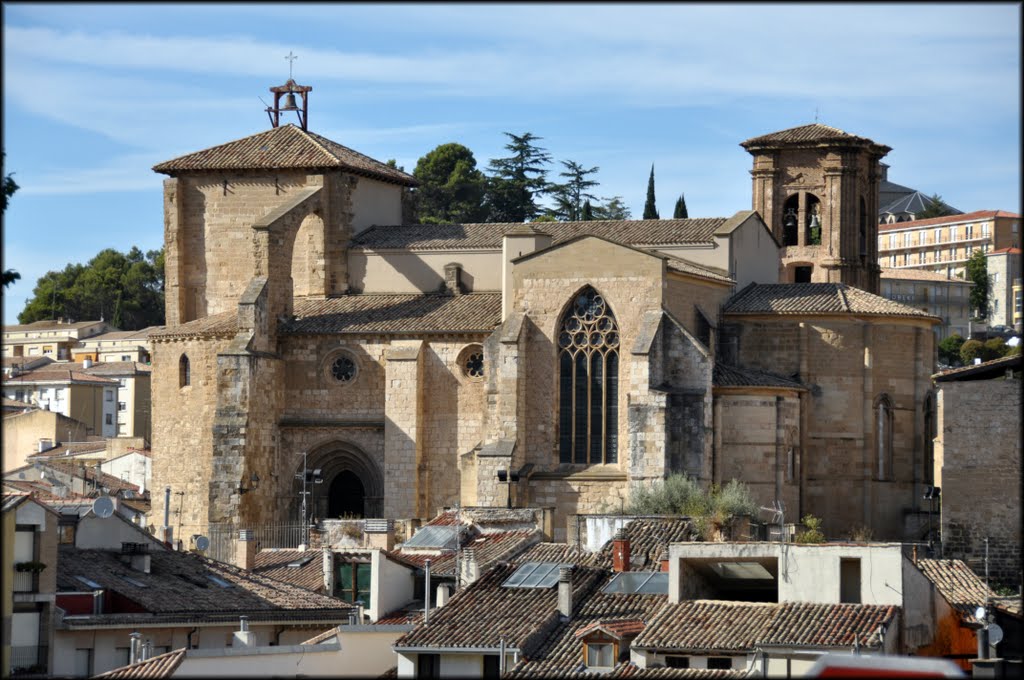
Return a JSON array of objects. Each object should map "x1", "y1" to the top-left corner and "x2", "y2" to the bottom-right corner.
[
  {"x1": 988, "y1": 623, "x2": 1004, "y2": 646},
  {"x1": 18, "y1": 472, "x2": 25, "y2": 479},
  {"x1": 92, "y1": 496, "x2": 114, "y2": 518},
  {"x1": 194, "y1": 535, "x2": 210, "y2": 552},
  {"x1": 975, "y1": 606, "x2": 987, "y2": 622}
]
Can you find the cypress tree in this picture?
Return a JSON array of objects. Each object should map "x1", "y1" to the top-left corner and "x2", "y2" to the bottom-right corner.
[
  {"x1": 582, "y1": 199, "x2": 594, "y2": 221},
  {"x1": 643, "y1": 164, "x2": 659, "y2": 219},
  {"x1": 673, "y1": 193, "x2": 689, "y2": 219}
]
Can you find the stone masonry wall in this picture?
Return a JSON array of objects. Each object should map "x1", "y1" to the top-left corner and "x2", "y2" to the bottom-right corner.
[{"x1": 936, "y1": 375, "x2": 1022, "y2": 586}]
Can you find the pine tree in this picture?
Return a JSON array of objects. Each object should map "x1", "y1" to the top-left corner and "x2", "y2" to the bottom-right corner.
[
  {"x1": 643, "y1": 164, "x2": 659, "y2": 219},
  {"x1": 547, "y1": 160, "x2": 600, "y2": 221},
  {"x1": 484, "y1": 132, "x2": 552, "y2": 222},
  {"x1": 673, "y1": 193, "x2": 688, "y2": 219}
]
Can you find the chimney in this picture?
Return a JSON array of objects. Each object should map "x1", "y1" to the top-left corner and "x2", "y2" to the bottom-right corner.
[
  {"x1": 141, "y1": 640, "x2": 152, "y2": 662},
  {"x1": 322, "y1": 548, "x2": 334, "y2": 594},
  {"x1": 236, "y1": 529, "x2": 257, "y2": 570},
  {"x1": 558, "y1": 566, "x2": 573, "y2": 619},
  {"x1": 460, "y1": 547, "x2": 480, "y2": 585},
  {"x1": 92, "y1": 590, "x2": 105, "y2": 615},
  {"x1": 444, "y1": 263, "x2": 463, "y2": 296},
  {"x1": 232, "y1": 616, "x2": 257, "y2": 648},
  {"x1": 129, "y1": 632, "x2": 142, "y2": 665},
  {"x1": 612, "y1": 528, "x2": 631, "y2": 572},
  {"x1": 308, "y1": 524, "x2": 324, "y2": 550},
  {"x1": 436, "y1": 583, "x2": 451, "y2": 608},
  {"x1": 83, "y1": 358, "x2": 93, "y2": 369},
  {"x1": 365, "y1": 518, "x2": 394, "y2": 551},
  {"x1": 38, "y1": 438, "x2": 53, "y2": 453}
]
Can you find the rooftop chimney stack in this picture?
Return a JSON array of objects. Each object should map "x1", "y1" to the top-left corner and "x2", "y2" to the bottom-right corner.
[
  {"x1": 232, "y1": 616, "x2": 256, "y2": 648},
  {"x1": 365, "y1": 518, "x2": 395, "y2": 551},
  {"x1": 558, "y1": 566, "x2": 573, "y2": 619},
  {"x1": 129, "y1": 632, "x2": 142, "y2": 665},
  {"x1": 237, "y1": 529, "x2": 257, "y2": 571},
  {"x1": 460, "y1": 547, "x2": 479, "y2": 585},
  {"x1": 444, "y1": 263, "x2": 463, "y2": 296},
  {"x1": 612, "y1": 528, "x2": 631, "y2": 572}
]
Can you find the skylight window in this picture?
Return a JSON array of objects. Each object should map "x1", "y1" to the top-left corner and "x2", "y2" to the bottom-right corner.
[
  {"x1": 502, "y1": 562, "x2": 572, "y2": 589},
  {"x1": 74, "y1": 575, "x2": 103, "y2": 589},
  {"x1": 403, "y1": 526, "x2": 461, "y2": 550},
  {"x1": 205, "y1": 574, "x2": 233, "y2": 588},
  {"x1": 287, "y1": 555, "x2": 316, "y2": 569},
  {"x1": 118, "y1": 573, "x2": 148, "y2": 588},
  {"x1": 602, "y1": 571, "x2": 669, "y2": 595}
]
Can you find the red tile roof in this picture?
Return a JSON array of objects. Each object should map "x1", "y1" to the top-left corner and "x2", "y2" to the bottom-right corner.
[
  {"x1": 878, "y1": 210, "x2": 1020, "y2": 232},
  {"x1": 252, "y1": 549, "x2": 325, "y2": 593},
  {"x1": 724, "y1": 283, "x2": 937, "y2": 319},
  {"x1": 575, "y1": 618, "x2": 647, "y2": 640},
  {"x1": 915, "y1": 559, "x2": 995, "y2": 624},
  {"x1": 988, "y1": 247, "x2": 1022, "y2": 255},
  {"x1": 152, "y1": 124, "x2": 418, "y2": 186},
  {"x1": 93, "y1": 648, "x2": 187, "y2": 679},
  {"x1": 740, "y1": 123, "x2": 887, "y2": 151}
]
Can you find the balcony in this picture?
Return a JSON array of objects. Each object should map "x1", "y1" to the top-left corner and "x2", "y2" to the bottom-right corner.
[
  {"x1": 10, "y1": 645, "x2": 48, "y2": 675},
  {"x1": 13, "y1": 570, "x2": 37, "y2": 593}
]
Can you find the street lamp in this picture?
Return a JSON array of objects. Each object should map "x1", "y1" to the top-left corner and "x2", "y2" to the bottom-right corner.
[{"x1": 295, "y1": 451, "x2": 323, "y2": 546}]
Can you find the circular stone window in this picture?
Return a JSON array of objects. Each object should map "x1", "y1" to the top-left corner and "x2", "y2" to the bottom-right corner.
[
  {"x1": 327, "y1": 352, "x2": 358, "y2": 384},
  {"x1": 459, "y1": 345, "x2": 485, "y2": 381}
]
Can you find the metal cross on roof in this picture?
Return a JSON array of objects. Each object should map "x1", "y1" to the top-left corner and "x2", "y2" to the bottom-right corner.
[{"x1": 285, "y1": 51, "x2": 298, "y2": 79}]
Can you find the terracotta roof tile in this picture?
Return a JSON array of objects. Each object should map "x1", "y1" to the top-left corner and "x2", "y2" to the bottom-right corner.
[
  {"x1": 740, "y1": 123, "x2": 885, "y2": 149},
  {"x1": 283, "y1": 293, "x2": 501, "y2": 335},
  {"x1": 596, "y1": 519, "x2": 699, "y2": 572},
  {"x1": 58, "y1": 544, "x2": 355, "y2": 625},
  {"x1": 724, "y1": 283, "x2": 937, "y2": 319},
  {"x1": 877, "y1": 210, "x2": 1020, "y2": 232},
  {"x1": 152, "y1": 124, "x2": 417, "y2": 186},
  {"x1": 932, "y1": 354, "x2": 1021, "y2": 382},
  {"x1": 632, "y1": 601, "x2": 897, "y2": 651},
  {"x1": 513, "y1": 543, "x2": 602, "y2": 568},
  {"x1": 880, "y1": 267, "x2": 974, "y2": 283},
  {"x1": 916, "y1": 559, "x2": 995, "y2": 624},
  {"x1": 149, "y1": 311, "x2": 237, "y2": 340},
  {"x1": 3, "y1": 366, "x2": 119, "y2": 385},
  {"x1": 350, "y1": 218, "x2": 729, "y2": 251},
  {"x1": 988, "y1": 247, "x2": 1022, "y2": 255},
  {"x1": 93, "y1": 648, "x2": 187, "y2": 679},
  {"x1": 664, "y1": 257, "x2": 734, "y2": 284},
  {"x1": 713, "y1": 364, "x2": 807, "y2": 390},
  {"x1": 992, "y1": 595, "x2": 1022, "y2": 618},
  {"x1": 37, "y1": 460, "x2": 141, "y2": 495},
  {"x1": 252, "y1": 549, "x2": 325, "y2": 593}
]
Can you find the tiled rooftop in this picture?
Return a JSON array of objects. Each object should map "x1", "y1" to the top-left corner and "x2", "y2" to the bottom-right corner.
[
  {"x1": 37, "y1": 459, "x2": 141, "y2": 495},
  {"x1": 93, "y1": 648, "x2": 187, "y2": 679},
  {"x1": 724, "y1": 283, "x2": 937, "y2": 319},
  {"x1": 149, "y1": 311, "x2": 237, "y2": 340},
  {"x1": 632, "y1": 601, "x2": 897, "y2": 652},
  {"x1": 2, "y1": 366, "x2": 120, "y2": 384},
  {"x1": 915, "y1": 559, "x2": 995, "y2": 624},
  {"x1": 252, "y1": 549, "x2": 326, "y2": 593},
  {"x1": 595, "y1": 519, "x2": 699, "y2": 572},
  {"x1": 740, "y1": 123, "x2": 884, "y2": 149},
  {"x1": 349, "y1": 218, "x2": 729, "y2": 251},
  {"x1": 880, "y1": 267, "x2": 974, "y2": 283},
  {"x1": 284, "y1": 293, "x2": 502, "y2": 335},
  {"x1": 877, "y1": 209, "x2": 1020, "y2": 232},
  {"x1": 713, "y1": 364, "x2": 806, "y2": 390},
  {"x1": 932, "y1": 354, "x2": 1021, "y2": 382},
  {"x1": 152, "y1": 124, "x2": 418, "y2": 186},
  {"x1": 58, "y1": 543, "x2": 355, "y2": 626}
]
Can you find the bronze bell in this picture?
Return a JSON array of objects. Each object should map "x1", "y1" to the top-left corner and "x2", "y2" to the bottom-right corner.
[{"x1": 280, "y1": 93, "x2": 299, "y2": 111}]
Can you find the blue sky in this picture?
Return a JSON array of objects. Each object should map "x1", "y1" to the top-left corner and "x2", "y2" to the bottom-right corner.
[{"x1": 2, "y1": 3, "x2": 1020, "y2": 325}]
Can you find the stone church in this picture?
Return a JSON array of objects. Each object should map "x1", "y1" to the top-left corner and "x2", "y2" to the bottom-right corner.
[{"x1": 149, "y1": 81, "x2": 938, "y2": 546}]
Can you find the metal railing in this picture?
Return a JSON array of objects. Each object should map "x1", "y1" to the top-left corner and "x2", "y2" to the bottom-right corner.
[
  {"x1": 10, "y1": 645, "x2": 47, "y2": 674},
  {"x1": 207, "y1": 522, "x2": 306, "y2": 564},
  {"x1": 12, "y1": 571, "x2": 36, "y2": 593}
]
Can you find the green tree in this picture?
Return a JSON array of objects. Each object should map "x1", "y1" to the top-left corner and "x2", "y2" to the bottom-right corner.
[
  {"x1": 959, "y1": 339, "x2": 984, "y2": 364},
  {"x1": 938, "y1": 333, "x2": 966, "y2": 366},
  {"x1": 581, "y1": 199, "x2": 594, "y2": 221},
  {"x1": 917, "y1": 193, "x2": 952, "y2": 219},
  {"x1": 412, "y1": 143, "x2": 487, "y2": 224},
  {"x1": 673, "y1": 192, "x2": 689, "y2": 219},
  {"x1": 964, "y1": 249, "x2": 991, "y2": 319},
  {"x1": 18, "y1": 247, "x2": 165, "y2": 330},
  {"x1": 643, "y1": 164, "x2": 659, "y2": 219},
  {"x1": 547, "y1": 160, "x2": 600, "y2": 221},
  {"x1": 594, "y1": 196, "x2": 632, "y2": 221},
  {"x1": 983, "y1": 337, "x2": 1008, "y2": 360},
  {"x1": 2, "y1": 151, "x2": 21, "y2": 288},
  {"x1": 484, "y1": 132, "x2": 552, "y2": 222},
  {"x1": 795, "y1": 515, "x2": 825, "y2": 544}
]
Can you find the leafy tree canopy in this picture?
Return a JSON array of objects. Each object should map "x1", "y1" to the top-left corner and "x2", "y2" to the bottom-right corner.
[
  {"x1": 485, "y1": 132, "x2": 552, "y2": 222},
  {"x1": 3, "y1": 150, "x2": 21, "y2": 288},
  {"x1": 18, "y1": 247, "x2": 165, "y2": 330},
  {"x1": 673, "y1": 192, "x2": 689, "y2": 219},
  {"x1": 594, "y1": 196, "x2": 632, "y2": 221},
  {"x1": 917, "y1": 193, "x2": 953, "y2": 219},
  {"x1": 964, "y1": 249, "x2": 990, "y2": 319},
  {"x1": 643, "y1": 164, "x2": 659, "y2": 220},
  {"x1": 937, "y1": 333, "x2": 965, "y2": 366},
  {"x1": 547, "y1": 160, "x2": 600, "y2": 222},
  {"x1": 413, "y1": 143, "x2": 487, "y2": 225}
]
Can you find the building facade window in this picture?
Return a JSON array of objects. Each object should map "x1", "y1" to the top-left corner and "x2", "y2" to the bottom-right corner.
[
  {"x1": 874, "y1": 395, "x2": 894, "y2": 481},
  {"x1": 585, "y1": 643, "x2": 614, "y2": 668},
  {"x1": 558, "y1": 286, "x2": 619, "y2": 465},
  {"x1": 934, "y1": 228, "x2": 942, "y2": 243},
  {"x1": 179, "y1": 354, "x2": 190, "y2": 387},
  {"x1": 982, "y1": 223, "x2": 990, "y2": 237},
  {"x1": 966, "y1": 225, "x2": 974, "y2": 239},
  {"x1": 458, "y1": 344, "x2": 485, "y2": 380},
  {"x1": 334, "y1": 560, "x2": 371, "y2": 608}
]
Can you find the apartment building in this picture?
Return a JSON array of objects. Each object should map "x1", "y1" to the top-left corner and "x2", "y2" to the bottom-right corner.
[
  {"x1": 877, "y1": 210, "x2": 1021, "y2": 279},
  {"x1": 880, "y1": 268, "x2": 973, "y2": 340},
  {"x1": 72, "y1": 327, "x2": 159, "y2": 364},
  {"x1": 1, "y1": 365, "x2": 118, "y2": 438},
  {"x1": 986, "y1": 247, "x2": 1023, "y2": 329},
  {"x1": 2, "y1": 320, "x2": 110, "y2": 361}
]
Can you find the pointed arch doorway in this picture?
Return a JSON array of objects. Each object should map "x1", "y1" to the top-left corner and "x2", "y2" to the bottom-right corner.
[
  {"x1": 294, "y1": 441, "x2": 384, "y2": 521},
  {"x1": 329, "y1": 470, "x2": 366, "y2": 518}
]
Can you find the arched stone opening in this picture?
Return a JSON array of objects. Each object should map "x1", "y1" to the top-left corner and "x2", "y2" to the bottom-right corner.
[
  {"x1": 290, "y1": 212, "x2": 325, "y2": 298},
  {"x1": 292, "y1": 441, "x2": 384, "y2": 521}
]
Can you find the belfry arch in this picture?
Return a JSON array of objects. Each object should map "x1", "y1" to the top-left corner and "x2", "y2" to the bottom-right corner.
[{"x1": 292, "y1": 441, "x2": 384, "y2": 521}]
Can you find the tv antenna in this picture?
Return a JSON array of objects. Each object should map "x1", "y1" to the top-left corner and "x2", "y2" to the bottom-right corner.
[{"x1": 759, "y1": 500, "x2": 785, "y2": 541}]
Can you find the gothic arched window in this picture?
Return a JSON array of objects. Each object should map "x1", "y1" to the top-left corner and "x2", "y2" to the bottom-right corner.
[
  {"x1": 179, "y1": 354, "x2": 191, "y2": 388},
  {"x1": 558, "y1": 287, "x2": 619, "y2": 464},
  {"x1": 875, "y1": 394, "x2": 893, "y2": 480}
]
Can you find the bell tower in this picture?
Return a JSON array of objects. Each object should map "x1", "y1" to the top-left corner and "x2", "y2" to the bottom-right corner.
[{"x1": 741, "y1": 123, "x2": 890, "y2": 293}]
